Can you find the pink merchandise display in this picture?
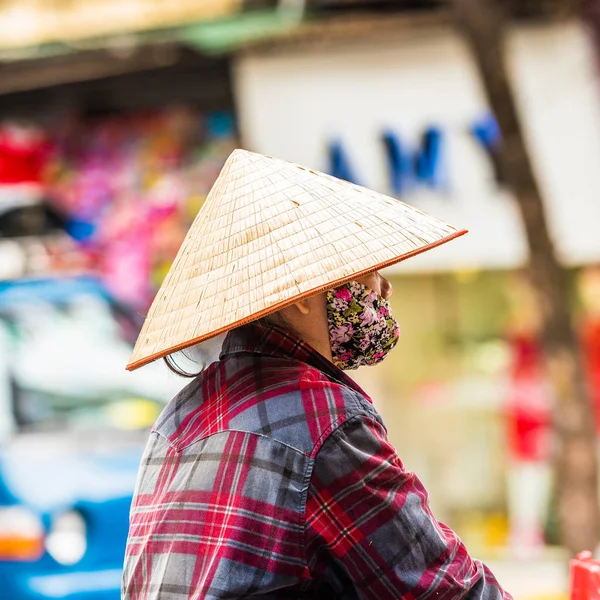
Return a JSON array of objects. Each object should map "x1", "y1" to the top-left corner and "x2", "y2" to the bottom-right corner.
[{"x1": 42, "y1": 107, "x2": 238, "y2": 308}]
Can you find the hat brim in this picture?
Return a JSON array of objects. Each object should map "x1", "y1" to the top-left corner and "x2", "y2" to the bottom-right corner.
[{"x1": 126, "y1": 228, "x2": 466, "y2": 371}]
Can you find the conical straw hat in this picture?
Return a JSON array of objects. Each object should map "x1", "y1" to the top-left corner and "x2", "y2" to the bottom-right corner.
[{"x1": 127, "y1": 149, "x2": 466, "y2": 370}]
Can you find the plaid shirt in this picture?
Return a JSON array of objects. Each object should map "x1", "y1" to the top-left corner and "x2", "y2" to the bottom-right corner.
[{"x1": 123, "y1": 322, "x2": 511, "y2": 600}]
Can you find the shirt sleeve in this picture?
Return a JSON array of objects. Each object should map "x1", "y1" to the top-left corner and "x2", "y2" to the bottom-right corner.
[{"x1": 304, "y1": 414, "x2": 512, "y2": 600}]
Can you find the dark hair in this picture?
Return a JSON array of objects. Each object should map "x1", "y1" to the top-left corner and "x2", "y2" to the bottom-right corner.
[{"x1": 163, "y1": 352, "x2": 202, "y2": 378}]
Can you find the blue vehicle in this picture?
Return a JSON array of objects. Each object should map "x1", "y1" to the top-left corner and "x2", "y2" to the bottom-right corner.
[{"x1": 0, "y1": 277, "x2": 184, "y2": 600}]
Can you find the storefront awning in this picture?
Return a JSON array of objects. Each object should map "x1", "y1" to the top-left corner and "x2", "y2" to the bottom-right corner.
[{"x1": 0, "y1": 0, "x2": 241, "y2": 52}]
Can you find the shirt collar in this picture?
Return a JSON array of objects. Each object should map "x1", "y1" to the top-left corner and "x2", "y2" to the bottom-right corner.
[{"x1": 220, "y1": 321, "x2": 370, "y2": 398}]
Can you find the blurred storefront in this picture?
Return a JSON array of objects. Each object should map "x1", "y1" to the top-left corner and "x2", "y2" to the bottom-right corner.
[
  {"x1": 234, "y1": 18, "x2": 600, "y2": 269},
  {"x1": 0, "y1": 106, "x2": 237, "y2": 307},
  {"x1": 0, "y1": 34, "x2": 239, "y2": 308},
  {"x1": 233, "y1": 16, "x2": 600, "y2": 558}
]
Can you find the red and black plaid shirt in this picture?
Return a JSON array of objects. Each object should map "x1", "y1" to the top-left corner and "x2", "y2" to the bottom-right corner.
[{"x1": 123, "y1": 322, "x2": 511, "y2": 599}]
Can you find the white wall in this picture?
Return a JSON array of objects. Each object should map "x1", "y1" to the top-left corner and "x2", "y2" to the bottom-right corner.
[{"x1": 233, "y1": 22, "x2": 600, "y2": 272}]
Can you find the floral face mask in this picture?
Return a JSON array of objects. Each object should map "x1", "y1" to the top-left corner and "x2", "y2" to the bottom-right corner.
[{"x1": 326, "y1": 281, "x2": 400, "y2": 371}]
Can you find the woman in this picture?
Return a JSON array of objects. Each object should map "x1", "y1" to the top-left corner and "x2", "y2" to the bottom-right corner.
[{"x1": 122, "y1": 150, "x2": 510, "y2": 599}]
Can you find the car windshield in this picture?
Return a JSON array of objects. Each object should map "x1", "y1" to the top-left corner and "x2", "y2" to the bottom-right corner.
[{"x1": 0, "y1": 280, "x2": 185, "y2": 433}]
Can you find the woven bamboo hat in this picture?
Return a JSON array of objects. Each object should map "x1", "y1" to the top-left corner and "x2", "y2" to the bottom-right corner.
[{"x1": 127, "y1": 149, "x2": 466, "y2": 370}]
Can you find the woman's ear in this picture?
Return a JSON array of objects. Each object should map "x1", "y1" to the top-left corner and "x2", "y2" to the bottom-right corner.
[{"x1": 293, "y1": 298, "x2": 311, "y2": 315}]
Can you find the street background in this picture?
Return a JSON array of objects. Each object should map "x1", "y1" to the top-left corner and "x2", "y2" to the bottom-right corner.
[{"x1": 1, "y1": 0, "x2": 600, "y2": 598}]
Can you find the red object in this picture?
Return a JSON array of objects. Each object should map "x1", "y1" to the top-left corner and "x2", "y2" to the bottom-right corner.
[
  {"x1": 570, "y1": 551, "x2": 600, "y2": 600},
  {"x1": 0, "y1": 125, "x2": 50, "y2": 185},
  {"x1": 506, "y1": 334, "x2": 553, "y2": 461},
  {"x1": 581, "y1": 319, "x2": 600, "y2": 434}
]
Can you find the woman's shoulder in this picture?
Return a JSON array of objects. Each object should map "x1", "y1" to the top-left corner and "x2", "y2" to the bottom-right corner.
[{"x1": 247, "y1": 355, "x2": 381, "y2": 454}]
